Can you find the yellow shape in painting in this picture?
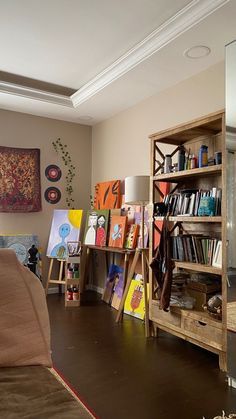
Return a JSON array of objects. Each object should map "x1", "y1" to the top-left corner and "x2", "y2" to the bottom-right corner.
[{"x1": 68, "y1": 210, "x2": 83, "y2": 228}]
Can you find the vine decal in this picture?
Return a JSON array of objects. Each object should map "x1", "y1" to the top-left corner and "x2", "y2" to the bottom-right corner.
[{"x1": 52, "y1": 138, "x2": 76, "y2": 208}]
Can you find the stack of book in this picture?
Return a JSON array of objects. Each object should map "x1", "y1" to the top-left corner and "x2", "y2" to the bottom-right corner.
[
  {"x1": 163, "y1": 187, "x2": 222, "y2": 216},
  {"x1": 171, "y1": 234, "x2": 222, "y2": 266}
]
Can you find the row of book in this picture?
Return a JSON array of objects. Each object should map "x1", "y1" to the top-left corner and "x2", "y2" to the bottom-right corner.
[
  {"x1": 163, "y1": 188, "x2": 222, "y2": 216},
  {"x1": 171, "y1": 235, "x2": 222, "y2": 267}
]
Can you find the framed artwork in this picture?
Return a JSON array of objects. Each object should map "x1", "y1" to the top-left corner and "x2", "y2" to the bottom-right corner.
[
  {"x1": 0, "y1": 146, "x2": 41, "y2": 212},
  {"x1": 124, "y1": 224, "x2": 139, "y2": 249},
  {"x1": 108, "y1": 215, "x2": 127, "y2": 248},
  {"x1": 47, "y1": 209, "x2": 83, "y2": 259},
  {"x1": 94, "y1": 180, "x2": 121, "y2": 209},
  {"x1": 134, "y1": 211, "x2": 149, "y2": 248}
]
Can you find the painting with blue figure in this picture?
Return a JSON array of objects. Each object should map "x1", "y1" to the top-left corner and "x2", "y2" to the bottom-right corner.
[{"x1": 47, "y1": 209, "x2": 83, "y2": 259}]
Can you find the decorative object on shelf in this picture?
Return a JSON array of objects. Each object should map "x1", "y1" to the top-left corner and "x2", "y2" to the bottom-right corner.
[
  {"x1": 47, "y1": 209, "x2": 83, "y2": 259},
  {"x1": 94, "y1": 179, "x2": 121, "y2": 209},
  {"x1": 198, "y1": 145, "x2": 208, "y2": 167},
  {"x1": 44, "y1": 187, "x2": 61, "y2": 204},
  {"x1": 164, "y1": 154, "x2": 172, "y2": 173},
  {"x1": 67, "y1": 241, "x2": 81, "y2": 256},
  {"x1": 0, "y1": 146, "x2": 41, "y2": 212},
  {"x1": 45, "y1": 164, "x2": 62, "y2": 182},
  {"x1": 215, "y1": 151, "x2": 222, "y2": 165},
  {"x1": 52, "y1": 138, "x2": 76, "y2": 208},
  {"x1": 203, "y1": 294, "x2": 222, "y2": 320}
]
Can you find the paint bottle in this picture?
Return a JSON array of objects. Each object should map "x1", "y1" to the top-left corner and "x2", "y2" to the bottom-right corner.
[
  {"x1": 66, "y1": 287, "x2": 73, "y2": 301},
  {"x1": 198, "y1": 145, "x2": 208, "y2": 167},
  {"x1": 72, "y1": 286, "x2": 79, "y2": 301},
  {"x1": 190, "y1": 154, "x2": 197, "y2": 169}
]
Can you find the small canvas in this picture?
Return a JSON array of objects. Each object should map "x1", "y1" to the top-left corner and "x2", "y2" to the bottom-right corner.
[
  {"x1": 95, "y1": 210, "x2": 109, "y2": 246},
  {"x1": 102, "y1": 264, "x2": 123, "y2": 304},
  {"x1": 84, "y1": 211, "x2": 98, "y2": 245},
  {"x1": 111, "y1": 269, "x2": 124, "y2": 310},
  {"x1": 124, "y1": 276, "x2": 148, "y2": 320},
  {"x1": 47, "y1": 209, "x2": 83, "y2": 259},
  {"x1": 124, "y1": 224, "x2": 139, "y2": 249},
  {"x1": 108, "y1": 215, "x2": 127, "y2": 248},
  {"x1": 134, "y1": 211, "x2": 149, "y2": 248}
]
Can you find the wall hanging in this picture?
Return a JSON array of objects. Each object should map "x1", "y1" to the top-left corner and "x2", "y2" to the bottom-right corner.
[
  {"x1": 0, "y1": 146, "x2": 41, "y2": 212},
  {"x1": 45, "y1": 164, "x2": 62, "y2": 182}
]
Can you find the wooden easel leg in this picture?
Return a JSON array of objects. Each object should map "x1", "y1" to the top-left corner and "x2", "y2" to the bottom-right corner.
[
  {"x1": 58, "y1": 260, "x2": 64, "y2": 294},
  {"x1": 119, "y1": 253, "x2": 130, "y2": 321},
  {"x1": 142, "y1": 250, "x2": 150, "y2": 338},
  {"x1": 116, "y1": 249, "x2": 140, "y2": 323},
  {"x1": 45, "y1": 258, "x2": 54, "y2": 295}
]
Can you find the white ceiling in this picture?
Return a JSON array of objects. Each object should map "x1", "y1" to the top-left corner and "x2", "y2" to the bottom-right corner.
[{"x1": 0, "y1": 0, "x2": 235, "y2": 125}]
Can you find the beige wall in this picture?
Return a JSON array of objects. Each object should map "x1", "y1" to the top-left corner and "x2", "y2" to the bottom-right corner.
[
  {"x1": 0, "y1": 110, "x2": 92, "y2": 281},
  {"x1": 92, "y1": 61, "x2": 225, "y2": 186}
]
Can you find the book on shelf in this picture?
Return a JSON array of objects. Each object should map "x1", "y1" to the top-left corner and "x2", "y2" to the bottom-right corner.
[
  {"x1": 171, "y1": 235, "x2": 222, "y2": 268},
  {"x1": 162, "y1": 187, "x2": 222, "y2": 217}
]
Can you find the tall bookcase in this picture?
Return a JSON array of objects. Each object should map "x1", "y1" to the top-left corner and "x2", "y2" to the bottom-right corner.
[{"x1": 148, "y1": 110, "x2": 227, "y2": 371}]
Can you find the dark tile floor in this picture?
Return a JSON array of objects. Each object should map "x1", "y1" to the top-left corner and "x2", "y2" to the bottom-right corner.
[{"x1": 47, "y1": 292, "x2": 236, "y2": 419}]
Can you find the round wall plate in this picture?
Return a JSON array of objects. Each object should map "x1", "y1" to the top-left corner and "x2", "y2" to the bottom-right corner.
[
  {"x1": 45, "y1": 165, "x2": 62, "y2": 182},
  {"x1": 44, "y1": 187, "x2": 61, "y2": 204}
]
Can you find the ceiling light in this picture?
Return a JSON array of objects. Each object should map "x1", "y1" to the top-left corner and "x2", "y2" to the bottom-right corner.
[{"x1": 184, "y1": 45, "x2": 211, "y2": 59}]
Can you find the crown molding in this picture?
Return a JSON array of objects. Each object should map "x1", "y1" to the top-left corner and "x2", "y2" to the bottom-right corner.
[
  {"x1": 0, "y1": 81, "x2": 73, "y2": 107},
  {"x1": 71, "y1": 0, "x2": 229, "y2": 107}
]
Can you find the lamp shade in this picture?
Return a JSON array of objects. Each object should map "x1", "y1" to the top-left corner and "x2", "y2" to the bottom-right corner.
[{"x1": 125, "y1": 175, "x2": 150, "y2": 205}]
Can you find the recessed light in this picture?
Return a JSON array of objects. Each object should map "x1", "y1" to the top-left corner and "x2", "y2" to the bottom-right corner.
[{"x1": 184, "y1": 45, "x2": 211, "y2": 59}]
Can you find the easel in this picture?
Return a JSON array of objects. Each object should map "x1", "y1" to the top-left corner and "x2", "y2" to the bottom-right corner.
[
  {"x1": 115, "y1": 246, "x2": 150, "y2": 337},
  {"x1": 45, "y1": 258, "x2": 66, "y2": 294}
]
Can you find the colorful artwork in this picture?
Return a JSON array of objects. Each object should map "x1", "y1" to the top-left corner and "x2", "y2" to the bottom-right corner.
[
  {"x1": 102, "y1": 264, "x2": 123, "y2": 304},
  {"x1": 111, "y1": 269, "x2": 124, "y2": 310},
  {"x1": 124, "y1": 224, "x2": 139, "y2": 249},
  {"x1": 121, "y1": 195, "x2": 141, "y2": 224},
  {"x1": 84, "y1": 209, "x2": 109, "y2": 246},
  {"x1": 94, "y1": 180, "x2": 121, "y2": 209},
  {"x1": 134, "y1": 211, "x2": 149, "y2": 248},
  {"x1": 0, "y1": 234, "x2": 39, "y2": 265},
  {"x1": 0, "y1": 146, "x2": 41, "y2": 212},
  {"x1": 95, "y1": 210, "x2": 109, "y2": 246},
  {"x1": 47, "y1": 209, "x2": 83, "y2": 259},
  {"x1": 108, "y1": 215, "x2": 127, "y2": 248},
  {"x1": 124, "y1": 276, "x2": 148, "y2": 320}
]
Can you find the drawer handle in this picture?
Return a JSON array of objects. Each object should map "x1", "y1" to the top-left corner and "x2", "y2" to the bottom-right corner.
[{"x1": 198, "y1": 321, "x2": 207, "y2": 327}]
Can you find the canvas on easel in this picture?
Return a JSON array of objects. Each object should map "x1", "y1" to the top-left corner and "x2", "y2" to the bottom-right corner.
[{"x1": 47, "y1": 209, "x2": 83, "y2": 259}]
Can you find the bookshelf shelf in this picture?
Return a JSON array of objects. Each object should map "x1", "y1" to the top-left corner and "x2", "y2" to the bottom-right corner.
[
  {"x1": 173, "y1": 261, "x2": 222, "y2": 275},
  {"x1": 154, "y1": 216, "x2": 222, "y2": 223},
  {"x1": 152, "y1": 164, "x2": 222, "y2": 183},
  {"x1": 149, "y1": 110, "x2": 227, "y2": 371}
]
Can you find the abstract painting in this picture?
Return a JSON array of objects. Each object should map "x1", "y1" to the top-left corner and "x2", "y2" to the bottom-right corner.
[
  {"x1": 111, "y1": 268, "x2": 124, "y2": 310},
  {"x1": 47, "y1": 209, "x2": 83, "y2": 259},
  {"x1": 102, "y1": 264, "x2": 123, "y2": 304},
  {"x1": 94, "y1": 180, "x2": 121, "y2": 209},
  {"x1": 124, "y1": 224, "x2": 139, "y2": 249},
  {"x1": 134, "y1": 211, "x2": 149, "y2": 248},
  {"x1": 0, "y1": 146, "x2": 41, "y2": 212},
  {"x1": 108, "y1": 215, "x2": 127, "y2": 248}
]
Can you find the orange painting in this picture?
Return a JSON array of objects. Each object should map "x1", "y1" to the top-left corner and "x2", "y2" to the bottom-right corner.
[
  {"x1": 94, "y1": 180, "x2": 121, "y2": 209},
  {"x1": 108, "y1": 216, "x2": 127, "y2": 248}
]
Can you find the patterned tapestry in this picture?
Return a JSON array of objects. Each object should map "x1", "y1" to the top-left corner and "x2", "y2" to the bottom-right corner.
[{"x1": 0, "y1": 146, "x2": 41, "y2": 212}]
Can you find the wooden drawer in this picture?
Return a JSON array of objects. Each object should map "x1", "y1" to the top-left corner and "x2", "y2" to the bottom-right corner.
[
  {"x1": 150, "y1": 303, "x2": 181, "y2": 328},
  {"x1": 182, "y1": 315, "x2": 222, "y2": 347}
]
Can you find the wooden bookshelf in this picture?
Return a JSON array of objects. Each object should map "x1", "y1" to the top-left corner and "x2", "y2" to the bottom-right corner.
[
  {"x1": 149, "y1": 110, "x2": 227, "y2": 371},
  {"x1": 154, "y1": 216, "x2": 222, "y2": 223},
  {"x1": 152, "y1": 164, "x2": 222, "y2": 182},
  {"x1": 174, "y1": 261, "x2": 222, "y2": 275}
]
